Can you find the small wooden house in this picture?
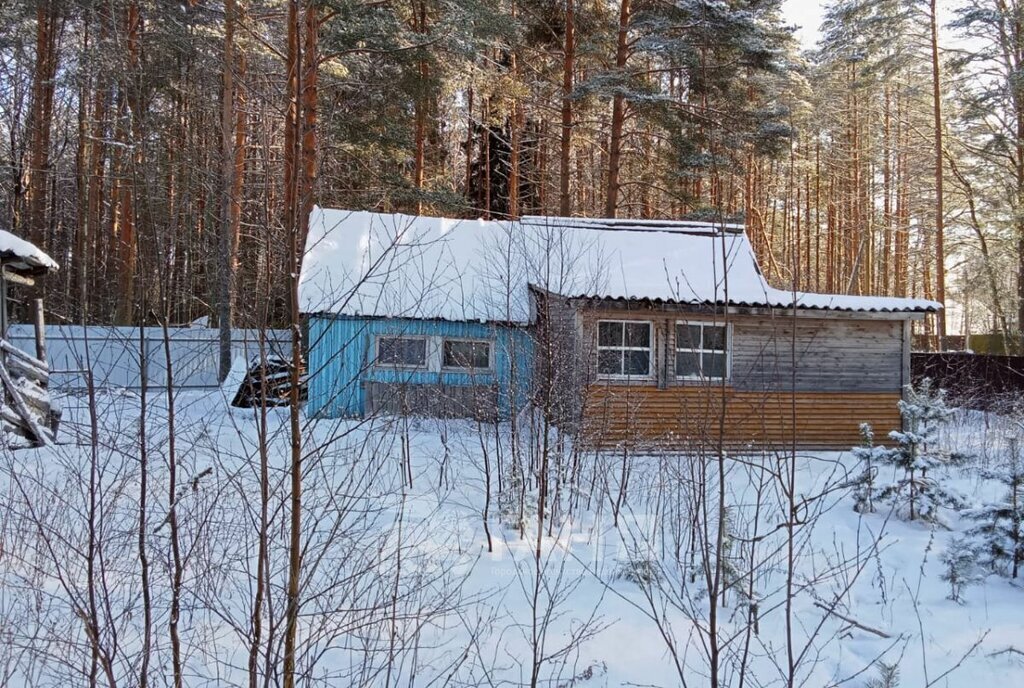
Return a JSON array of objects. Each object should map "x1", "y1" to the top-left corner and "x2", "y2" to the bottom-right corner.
[
  {"x1": 522, "y1": 217, "x2": 939, "y2": 449},
  {"x1": 0, "y1": 230, "x2": 59, "y2": 445},
  {"x1": 300, "y1": 208, "x2": 533, "y2": 420},
  {"x1": 300, "y1": 209, "x2": 939, "y2": 447}
]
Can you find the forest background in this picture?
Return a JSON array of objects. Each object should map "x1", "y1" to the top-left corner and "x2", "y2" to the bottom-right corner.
[{"x1": 1, "y1": 0, "x2": 1019, "y2": 349}]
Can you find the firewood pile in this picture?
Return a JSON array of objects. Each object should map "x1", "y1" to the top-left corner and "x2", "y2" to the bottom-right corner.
[
  {"x1": 231, "y1": 355, "x2": 307, "y2": 408},
  {"x1": 0, "y1": 340, "x2": 57, "y2": 446}
]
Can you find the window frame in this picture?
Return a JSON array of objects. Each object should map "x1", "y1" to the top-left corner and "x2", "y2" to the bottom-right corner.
[
  {"x1": 374, "y1": 334, "x2": 430, "y2": 370},
  {"x1": 595, "y1": 319, "x2": 655, "y2": 380},
  {"x1": 674, "y1": 320, "x2": 731, "y2": 382},
  {"x1": 440, "y1": 337, "x2": 494, "y2": 372}
]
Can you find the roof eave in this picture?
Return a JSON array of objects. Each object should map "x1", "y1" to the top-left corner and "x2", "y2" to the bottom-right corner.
[{"x1": 538, "y1": 291, "x2": 938, "y2": 319}]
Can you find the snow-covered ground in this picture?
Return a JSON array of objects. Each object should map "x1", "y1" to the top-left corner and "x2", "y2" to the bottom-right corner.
[{"x1": 1, "y1": 388, "x2": 1021, "y2": 687}]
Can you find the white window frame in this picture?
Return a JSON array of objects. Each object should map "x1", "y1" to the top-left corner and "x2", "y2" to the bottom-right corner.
[
  {"x1": 596, "y1": 319, "x2": 654, "y2": 380},
  {"x1": 440, "y1": 337, "x2": 494, "y2": 372},
  {"x1": 374, "y1": 334, "x2": 430, "y2": 370},
  {"x1": 674, "y1": 320, "x2": 731, "y2": 382}
]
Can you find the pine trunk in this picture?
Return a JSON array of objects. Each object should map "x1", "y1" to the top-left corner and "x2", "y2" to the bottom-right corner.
[
  {"x1": 604, "y1": 0, "x2": 630, "y2": 218},
  {"x1": 558, "y1": 0, "x2": 575, "y2": 216},
  {"x1": 24, "y1": 0, "x2": 61, "y2": 245},
  {"x1": 930, "y1": 0, "x2": 946, "y2": 345}
]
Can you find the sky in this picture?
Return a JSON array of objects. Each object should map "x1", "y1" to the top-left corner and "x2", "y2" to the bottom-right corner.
[
  {"x1": 782, "y1": 0, "x2": 968, "y2": 51},
  {"x1": 782, "y1": 0, "x2": 826, "y2": 49}
]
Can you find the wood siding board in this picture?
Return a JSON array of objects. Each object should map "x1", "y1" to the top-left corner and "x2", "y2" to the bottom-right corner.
[
  {"x1": 364, "y1": 380, "x2": 500, "y2": 420},
  {"x1": 575, "y1": 308, "x2": 905, "y2": 393},
  {"x1": 306, "y1": 315, "x2": 533, "y2": 419},
  {"x1": 573, "y1": 305, "x2": 908, "y2": 449},
  {"x1": 581, "y1": 385, "x2": 901, "y2": 449},
  {"x1": 728, "y1": 317, "x2": 903, "y2": 393}
]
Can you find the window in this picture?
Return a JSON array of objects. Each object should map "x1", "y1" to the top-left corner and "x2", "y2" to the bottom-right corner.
[
  {"x1": 376, "y1": 336, "x2": 427, "y2": 367},
  {"x1": 442, "y1": 339, "x2": 492, "y2": 370},
  {"x1": 597, "y1": 320, "x2": 652, "y2": 377},
  {"x1": 675, "y1": 322, "x2": 728, "y2": 380}
]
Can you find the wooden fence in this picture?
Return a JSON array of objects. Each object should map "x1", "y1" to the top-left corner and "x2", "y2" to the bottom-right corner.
[{"x1": 911, "y1": 352, "x2": 1024, "y2": 409}]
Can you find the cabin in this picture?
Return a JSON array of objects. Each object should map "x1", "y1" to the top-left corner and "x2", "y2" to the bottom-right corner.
[
  {"x1": 300, "y1": 208, "x2": 534, "y2": 420},
  {"x1": 522, "y1": 217, "x2": 939, "y2": 449},
  {"x1": 299, "y1": 208, "x2": 939, "y2": 448},
  {"x1": 0, "y1": 229, "x2": 60, "y2": 446}
]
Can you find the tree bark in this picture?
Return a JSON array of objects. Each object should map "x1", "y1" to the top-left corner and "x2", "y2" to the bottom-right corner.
[
  {"x1": 604, "y1": 0, "x2": 631, "y2": 218},
  {"x1": 282, "y1": 0, "x2": 301, "y2": 684},
  {"x1": 24, "y1": 0, "x2": 61, "y2": 245},
  {"x1": 219, "y1": 0, "x2": 242, "y2": 381},
  {"x1": 113, "y1": 2, "x2": 142, "y2": 324},
  {"x1": 508, "y1": 50, "x2": 522, "y2": 218},
  {"x1": 412, "y1": 0, "x2": 428, "y2": 214},
  {"x1": 929, "y1": 0, "x2": 946, "y2": 345},
  {"x1": 558, "y1": 0, "x2": 575, "y2": 216}
]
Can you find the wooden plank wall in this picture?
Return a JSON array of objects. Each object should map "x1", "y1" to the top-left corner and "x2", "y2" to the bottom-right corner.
[
  {"x1": 566, "y1": 304, "x2": 909, "y2": 449},
  {"x1": 731, "y1": 318, "x2": 903, "y2": 392},
  {"x1": 583, "y1": 385, "x2": 902, "y2": 449},
  {"x1": 364, "y1": 380, "x2": 501, "y2": 420}
]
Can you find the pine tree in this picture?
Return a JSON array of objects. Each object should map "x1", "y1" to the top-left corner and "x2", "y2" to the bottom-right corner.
[
  {"x1": 961, "y1": 436, "x2": 1024, "y2": 578},
  {"x1": 866, "y1": 661, "x2": 901, "y2": 688},
  {"x1": 950, "y1": 0, "x2": 1024, "y2": 337},
  {"x1": 940, "y1": 535, "x2": 984, "y2": 603},
  {"x1": 877, "y1": 379, "x2": 968, "y2": 522},
  {"x1": 719, "y1": 506, "x2": 748, "y2": 608},
  {"x1": 851, "y1": 422, "x2": 894, "y2": 513}
]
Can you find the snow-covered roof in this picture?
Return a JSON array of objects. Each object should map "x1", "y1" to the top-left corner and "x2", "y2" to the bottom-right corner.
[
  {"x1": 0, "y1": 230, "x2": 58, "y2": 275},
  {"x1": 299, "y1": 207, "x2": 940, "y2": 323}
]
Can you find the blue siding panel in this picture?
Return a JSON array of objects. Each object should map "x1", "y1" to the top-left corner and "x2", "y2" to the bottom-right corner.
[{"x1": 306, "y1": 315, "x2": 534, "y2": 418}]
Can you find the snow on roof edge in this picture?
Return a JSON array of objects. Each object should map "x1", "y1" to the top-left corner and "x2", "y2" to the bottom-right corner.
[
  {"x1": 520, "y1": 215, "x2": 745, "y2": 234},
  {"x1": 546, "y1": 290, "x2": 941, "y2": 313},
  {"x1": 301, "y1": 207, "x2": 941, "y2": 321},
  {"x1": 0, "y1": 229, "x2": 58, "y2": 272}
]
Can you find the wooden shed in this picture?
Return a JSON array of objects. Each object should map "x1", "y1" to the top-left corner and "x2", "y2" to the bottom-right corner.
[
  {"x1": 0, "y1": 229, "x2": 59, "y2": 446},
  {"x1": 299, "y1": 208, "x2": 939, "y2": 447},
  {"x1": 523, "y1": 217, "x2": 939, "y2": 449},
  {"x1": 300, "y1": 208, "x2": 534, "y2": 420}
]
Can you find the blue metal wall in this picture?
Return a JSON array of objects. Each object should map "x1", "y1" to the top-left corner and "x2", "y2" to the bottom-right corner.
[{"x1": 306, "y1": 315, "x2": 534, "y2": 418}]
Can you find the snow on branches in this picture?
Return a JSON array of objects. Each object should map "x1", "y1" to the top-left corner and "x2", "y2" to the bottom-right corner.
[{"x1": 852, "y1": 379, "x2": 970, "y2": 524}]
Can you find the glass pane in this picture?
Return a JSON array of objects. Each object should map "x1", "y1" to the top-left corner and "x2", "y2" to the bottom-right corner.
[
  {"x1": 624, "y1": 350, "x2": 650, "y2": 376},
  {"x1": 703, "y1": 353, "x2": 727, "y2": 379},
  {"x1": 703, "y1": 325, "x2": 726, "y2": 351},
  {"x1": 676, "y1": 324, "x2": 700, "y2": 350},
  {"x1": 378, "y1": 337, "x2": 426, "y2": 366},
  {"x1": 676, "y1": 351, "x2": 700, "y2": 377},
  {"x1": 443, "y1": 340, "x2": 490, "y2": 369},
  {"x1": 624, "y1": 322, "x2": 650, "y2": 347},
  {"x1": 598, "y1": 321, "x2": 623, "y2": 347},
  {"x1": 598, "y1": 349, "x2": 623, "y2": 375},
  {"x1": 470, "y1": 342, "x2": 491, "y2": 368}
]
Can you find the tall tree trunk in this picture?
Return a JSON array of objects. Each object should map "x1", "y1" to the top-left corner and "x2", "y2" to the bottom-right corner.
[
  {"x1": 114, "y1": 2, "x2": 142, "y2": 324},
  {"x1": 464, "y1": 86, "x2": 473, "y2": 201},
  {"x1": 282, "y1": 1, "x2": 301, "y2": 688},
  {"x1": 929, "y1": 0, "x2": 946, "y2": 345},
  {"x1": 75, "y1": 18, "x2": 91, "y2": 322},
  {"x1": 412, "y1": 0, "x2": 428, "y2": 214},
  {"x1": 604, "y1": 0, "x2": 631, "y2": 218},
  {"x1": 508, "y1": 48, "x2": 521, "y2": 218},
  {"x1": 24, "y1": 0, "x2": 61, "y2": 245},
  {"x1": 219, "y1": 0, "x2": 241, "y2": 381},
  {"x1": 558, "y1": 0, "x2": 575, "y2": 216}
]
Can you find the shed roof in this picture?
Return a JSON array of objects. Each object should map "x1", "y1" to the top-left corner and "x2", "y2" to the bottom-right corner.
[
  {"x1": 0, "y1": 230, "x2": 59, "y2": 276},
  {"x1": 299, "y1": 207, "x2": 940, "y2": 323}
]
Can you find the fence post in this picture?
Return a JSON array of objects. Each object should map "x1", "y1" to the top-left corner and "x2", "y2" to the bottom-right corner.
[{"x1": 33, "y1": 299, "x2": 46, "y2": 364}]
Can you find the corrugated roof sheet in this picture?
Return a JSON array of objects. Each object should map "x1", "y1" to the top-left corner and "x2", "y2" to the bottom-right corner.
[{"x1": 299, "y1": 207, "x2": 941, "y2": 322}]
